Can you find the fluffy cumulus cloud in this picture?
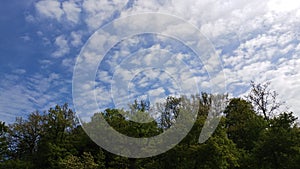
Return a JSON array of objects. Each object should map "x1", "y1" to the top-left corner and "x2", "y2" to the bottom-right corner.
[
  {"x1": 117, "y1": 0, "x2": 300, "y2": 117},
  {"x1": 62, "y1": 0, "x2": 82, "y2": 24},
  {"x1": 70, "y1": 32, "x2": 211, "y2": 122},
  {"x1": 70, "y1": 31, "x2": 83, "y2": 47},
  {"x1": 156, "y1": 1, "x2": 297, "y2": 116},
  {"x1": 52, "y1": 35, "x2": 70, "y2": 58},
  {"x1": 35, "y1": 0, "x2": 127, "y2": 30},
  {"x1": 35, "y1": 0, "x2": 64, "y2": 21},
  {"x1": 82, "y1": 0, "x2": 127, "y2": 30}
]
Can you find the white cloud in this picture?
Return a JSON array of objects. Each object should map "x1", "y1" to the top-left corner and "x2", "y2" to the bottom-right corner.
[
  {"x1": 35, "y1": 0, "x2": 64, "y2": 21},
  {"x1": 70, "y1": 31, "x2": 82, "y2": 47},
  {"x1": 62, "y1": 0, "x2": 82, "y2": 24},
  {"x1": 268, "y1": 0, "x2": 300, "y2": 12},
  {"x1": 52, "y1": 35, "x2": 70, "y2": 58},
  {"x1": 25, "y1": 14, "x2": 35, "y2": 23},
  {"x1": 62, "y1": 58, "x2": 75, "y2": 72},
  {"x1": 29, "y1": 0, "x2": 300, "y2": 119},
  {"x1": 0, "y1": 72, "x2": 72, "y2": 123},
  {"x1": 12, "y1": 69, "x2": 26, "y2": 75},
  {"x1": 89, "y1": 37, "x2": 205, "y2": 115},
  {"x1": 82, "y1": 0, "x2": 127, "y2": 30},
  {"x1": 20, "y1": 35, "x2": 31, "y2": 42}
]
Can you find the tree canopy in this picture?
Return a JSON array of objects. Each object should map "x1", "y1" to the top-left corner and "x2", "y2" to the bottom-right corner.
[{"x1": 0, "y1": 82, "x2": 299, "y2": 169}]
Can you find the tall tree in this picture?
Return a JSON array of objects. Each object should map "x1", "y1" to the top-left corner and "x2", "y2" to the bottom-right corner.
[
  {"x1": 35, "y1": 103, "x2": 77, "y2": 169},
  {"x1": 158, "y1": 96, "x2": 182, "y2": 129},
  {"x1": 253, "y1": 112, "x2": 300, "y2": 169},
  {"x1": 246, "y1": 81, "x2": 283, "y2": 120},
  {"x1": 8, "y1": 111, "x2": 44, "y2": 161},
  {"x1": 224, "y1": 98, "x2": 266, "y2": 150},
  {"x1": 58, "y1": 152, "x2": 99, "y2": 169},
  {"x1": 0, "y1": 121, "x2": 8, "y2": 162}
]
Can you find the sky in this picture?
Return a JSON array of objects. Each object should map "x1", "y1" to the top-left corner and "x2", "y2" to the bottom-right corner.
[{"x1": 0, "y1": 0, "x2": 300, "y2": 124}]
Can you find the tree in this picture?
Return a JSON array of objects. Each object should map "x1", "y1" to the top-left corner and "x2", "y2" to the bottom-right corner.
[
  {"x1": 58, "y1": 154, "x2": 83, "y2": 169},
  {"x1": 158, "y1": 117, "x2": 240, "y2": 169},
  {"x1": 68, "y1": 125, "x2": 106, "y2": 168},
  {"x1": 195, "y1": 124, "x2": 241, "y2": 169},
  {"x1": 34, "y1": 103, "x2": 77, "y2": 169},
  {"x1": 0, "y1": 111, "x2": 45, "y2": 168},
  {"x1": 253, "y1": 112, "x2": 300, "y2": 169},
  {"x1": 0, "y1": 121, "x2": 8, "y2": 162},
  {"x1": 58, "y1": 152, "x2": 99, "y2": 169},
  {"x1": 224, "y1": 98, "x2": 266, "y2": 150},
  {"x1": 158, "y1": 96, "x2": 182, "y2": 129},
  {"x1": 197, "y1": 92, "x2": 212, "y2": 116},
  {"x1": 1, "y1": 91, "x2": 299, "y2": 169},
  {"x1": 42, "y1": 103, "x2": 76, "y2": 143},
  {"x1": 8, "y1": 111, "x2": 44, "y2": 161},
  {"x1": 246, "y1": 81, "x2": 283, "y2": 120}
]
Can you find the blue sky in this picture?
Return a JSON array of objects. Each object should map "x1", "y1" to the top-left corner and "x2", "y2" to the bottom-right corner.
[{"x1": 1, "y1": 0, "x2": 300, "y2": 123}]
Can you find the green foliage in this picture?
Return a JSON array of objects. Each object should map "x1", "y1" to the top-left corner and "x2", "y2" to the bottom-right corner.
[
  {"x1": 194, "y1": 118, "x2": 240, "y2": 169},
  {"x1": 58, "y1": 152, "x2": 99, "y2": 169},
  {"x1": 224, "y1": 98, "x2": 266, "y2": 150},
  {"x1": 0, "y1": 159, "x2": 34, "y2": 169},
  {"x1": 253, "y1": 112, "x2": 300, "y2": 169},
  {"x1": 101, "y1": 108, "x2": 162, "y2": 138},
  {"x1": 8, "y1": 111, "x2": 44, "y2": 161},
  {"x1": 1, "y1": 90, "x2": 299, "y2": 169},
  {"x1": 34, "y1": 104, "x2": 77, "y2": 169},
  {"x1": 159, "y1": 96, "x2": 182, "y2": 129},
  {"x1": 0, "y1": 121, "x2": 8, "y2": 162},
  {"x1": 59, "y1": 154, "x2": 84, "y2": 169}
]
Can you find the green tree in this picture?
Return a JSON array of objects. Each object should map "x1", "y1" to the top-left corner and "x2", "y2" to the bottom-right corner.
[
  {"x1": 195, "y1": 124, "x2": 240, "y2": 169},
  {"x1": 253, "y1": 112, "x2": 300, "y2": 169},
  {"x1": 1, "y1": 112, "x2": 44, "y2": 168},
  {"x1": 156, "y1": 117, "x2": 240, "y2": 169},
  {"x1": 35, "y1": 104, "x2": 77, "y2": 169},
  {"x1": 58, "y1": 152, "x2": 99, "y2": 169},
  {"x1": 58, "y1": 154, "x2": 83, "y2": 169},
  {"x1": 0, "y1": 121, "x2": 8, "y2": 162},
  {"x1": 159, "y1": 96, "x2": 182, "y2": 129},
  {"x1": 2, "y1": 90, "x2": 299, "y2": 169},
  {"x1": 7, "y1": 111, "x2": 44, "y2": 162},
  {"x1": 224, "y1": 98, "x2": 266, "y2": 150}
]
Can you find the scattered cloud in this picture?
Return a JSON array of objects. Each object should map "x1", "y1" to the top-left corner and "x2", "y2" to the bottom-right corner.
[
  {"x1": 12, "y1": 69, "x2": 26, "y2": 75},
  {"x1": 82, "y1": 0, "x2": 127, "y2": 30},
  {"x1": 35, "y1": 0, "x2": 64, "y2": 21},
  {"x1": 70, "y1": 31, "x2": 83, "y2": 47},
  {"x1": 0, "y1": 72, "x2": 72, "y2": 123},
  {"x1": 52, "y1": 35, "x2": 70, "y2": 58},
  {"x1": 62, "y1": 0, "x2": 82, "y2": 24},
  {"x1": 20, "y1": 35, "x2": 31, "y2": 42},
  {"x1": 2, "y1": 0, "x2": 300, "y2": 123}
]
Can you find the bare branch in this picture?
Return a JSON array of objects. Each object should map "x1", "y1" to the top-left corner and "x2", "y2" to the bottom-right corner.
[{"x1": 246, "y1": 81, "x2": 283, "y2": 120}]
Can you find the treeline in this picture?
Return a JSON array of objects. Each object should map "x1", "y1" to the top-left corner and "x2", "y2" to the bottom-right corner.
[{"x1": 0, "y1": 82, "x2": 299, "y2": 169}]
